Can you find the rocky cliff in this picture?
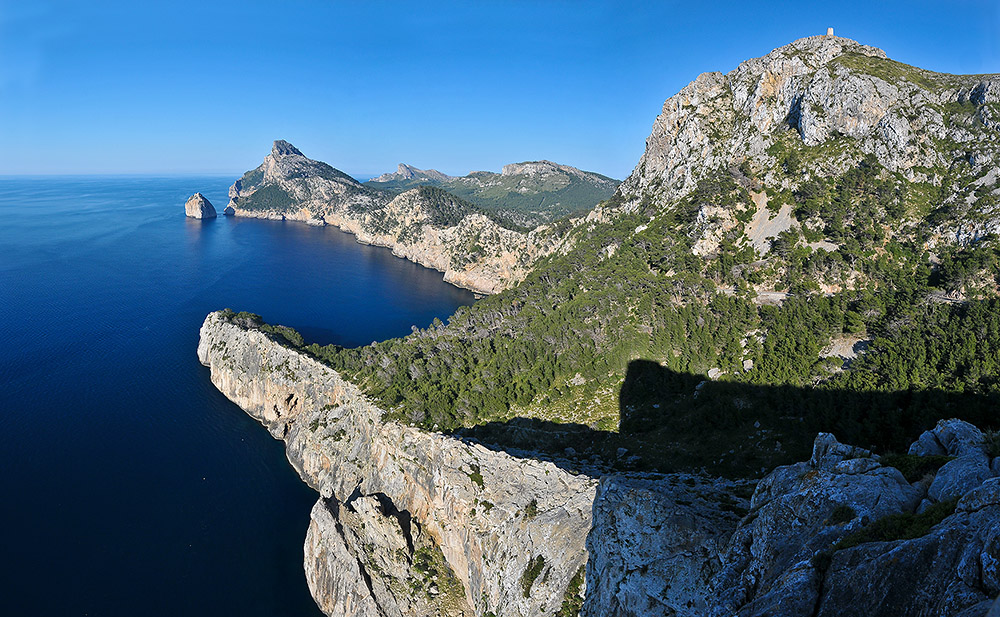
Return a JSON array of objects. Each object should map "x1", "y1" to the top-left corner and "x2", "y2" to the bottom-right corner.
[
  {"x1": 226, "y1": 141, "x2": 568, "y2": 294},
  {"x1": 619, "y1": 34, "x2": 999, "y2": 204},
  {"x1": 184, "y1": 192, "x2": 216, "y2": 219},
  {"x1": 200, "y1": 312, "x2": 999, "y2": 616},
  {"x1": 198, "y1": 311, "x2": 597, "y2": 617}
]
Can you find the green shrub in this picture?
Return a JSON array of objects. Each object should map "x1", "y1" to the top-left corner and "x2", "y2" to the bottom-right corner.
[
  {"x1": 520, "y1": 555, "x2": 546, "y2": 598},
  {"x1": 556, "y1": 566, "x2": 585, "y2": 617},
  {"x1": 835, "y1": 499, "x2": 957, "y2": 551},
  {"x1": 828, "y1": 504, "x2": 857, "y2": 525},
  {"x1": 879, "y1": 454, "x2": 955, "y2": 483}
]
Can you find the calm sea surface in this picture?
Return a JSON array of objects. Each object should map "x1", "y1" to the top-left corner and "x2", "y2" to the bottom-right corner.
[{"x1": 0, "y1": 176, "x2": 475, "y2": 616}]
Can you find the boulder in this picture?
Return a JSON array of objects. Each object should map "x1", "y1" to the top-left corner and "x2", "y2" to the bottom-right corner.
[
  {"x1": 913, "y1": 419, "x2": 987, "y2": 457},
  {"x1": 184, "y1": 192, "x2": 217, "y2": 219},
  {"x1": 929, "y1": 455, "x2": 993, "y2": 503}
]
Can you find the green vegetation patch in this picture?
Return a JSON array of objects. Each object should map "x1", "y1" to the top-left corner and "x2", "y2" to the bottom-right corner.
[
  {"x1": 236, "y1": 184, "x2": 296, "y2": 211},
  {"x1": 833, "y1": 52, "x2": 951, "y2": 92},
  {"x1": 556, "y1": 566, "x2": 585, "y2": 617},
  {"x1": 828, "y1": 504, "x2": 857, "y2": 525},
  {"x1": 879, "y1": 454, "x2": 955, "y2": 483},
  {"x1": 520, "y1": 555, "x2": 546, "y2": 598},
  {"x1": 835, "y1": 499, "x2": 958, "y2": 551}
]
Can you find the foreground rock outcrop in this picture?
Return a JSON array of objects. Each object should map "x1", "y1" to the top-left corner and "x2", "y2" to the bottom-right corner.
[
  {"x1": 184, "y1": 192, "x2": 216, "y2": 219},
  {"x1": 199, "y1": 312, "x2": 1000, "y2": 617}
]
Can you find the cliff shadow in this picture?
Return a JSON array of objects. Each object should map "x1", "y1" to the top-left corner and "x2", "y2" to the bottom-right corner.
[{"x1": 451, "y1": 359, "x2": 1000, "y2": 479}]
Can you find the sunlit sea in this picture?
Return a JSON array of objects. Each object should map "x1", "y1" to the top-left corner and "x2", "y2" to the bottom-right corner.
[{"x1": 0, "y1": 176, "x2": 474, "y2": 616}]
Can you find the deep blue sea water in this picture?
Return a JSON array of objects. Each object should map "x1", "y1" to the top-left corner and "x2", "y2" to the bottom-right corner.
[{"x1": 0, "y1": 176, "x2": 475, "y2": 616}]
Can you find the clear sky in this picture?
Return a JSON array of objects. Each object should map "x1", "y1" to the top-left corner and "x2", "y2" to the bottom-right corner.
[{"x1": 1, "y1": 0, "x2": 997, "y2": 179}]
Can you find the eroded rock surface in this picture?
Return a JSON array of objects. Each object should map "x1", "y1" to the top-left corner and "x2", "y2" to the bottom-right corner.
[
  {"x1": 184, "y1": 192, "x2": 216, "y2": 219},
  {"x1": 198, "y1": 311, "x2": 596, "y2": 617},
  {"x1": 199, "y1": 314, "x2": 1000, "y2": 617}
]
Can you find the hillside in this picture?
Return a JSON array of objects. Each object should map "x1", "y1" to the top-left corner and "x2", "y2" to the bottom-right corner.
[
  {"x1": 225, "y1": 141, "x2": 572, "y2": 293},
  {"x1": 210, "y1": 33, "x2": 1000, "y2": 617},
  {"x1": 366, "y1": 160, "x2": 620, "y2": 227},
  {"x1": 295, "y1": 34, "x2": 1000, "y2": 475}
]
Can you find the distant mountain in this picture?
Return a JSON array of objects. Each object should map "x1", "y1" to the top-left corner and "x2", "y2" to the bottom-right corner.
[
  {"x1": 372, "y1": 163, "x2": 455, "y2": 183},
  {"x1": 366, "y1": 160, "x2": 620, "y2": 227},
  {"x1": 224, "y1": 141, "x2": 569, "y2": 293}
]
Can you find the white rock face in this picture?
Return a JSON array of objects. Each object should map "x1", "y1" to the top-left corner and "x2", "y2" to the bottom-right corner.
[
  {"x1": 617, "y1": 35, "x2": 1000, "y2": 209},
  {"x1": 198, "y1": 312, "x2": 597, "y2": 617},
  {"x1": 184, "y1": 193, "x2": 216, "y2": 219}
]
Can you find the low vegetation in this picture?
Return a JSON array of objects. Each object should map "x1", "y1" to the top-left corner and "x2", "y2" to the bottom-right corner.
[{"x1": 834, "y1": 499, "x2": 958, "y2": 551}]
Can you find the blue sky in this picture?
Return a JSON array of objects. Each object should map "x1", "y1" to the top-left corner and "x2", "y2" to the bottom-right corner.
[{"x1": 1, "y1": 1, "x2": 997, "y2": 178}]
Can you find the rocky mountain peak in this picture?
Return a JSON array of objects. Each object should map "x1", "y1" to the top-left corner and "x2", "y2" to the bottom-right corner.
[
  {"x1": 617, "y1": 33, "x2": 999, "y2": 208},
  {"x1": 500, "y1": 160, "x2": 584, "y2": 176},
  {"x1": 372, "y1": 163, "x2": 454, "y2": 183},
  {"x1": 271, "y1": 140, "x2": 304, "y2": 158}
]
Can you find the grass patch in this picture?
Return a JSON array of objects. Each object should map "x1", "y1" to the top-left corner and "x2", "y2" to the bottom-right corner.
[
  {"x1": 467, "y1": 464, "x2": 484, "y2": 489},
  {"x1": 835, "y1": 499, "x2": 958, "y2": 551},
  {"x1": 880, "y1": 454, "x2": 955, "y2": 482}
]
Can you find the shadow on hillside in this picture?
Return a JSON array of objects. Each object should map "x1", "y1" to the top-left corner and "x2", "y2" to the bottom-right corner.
[{"x1": 449, "y1": 359, "x2": 1000, "y2": 479}]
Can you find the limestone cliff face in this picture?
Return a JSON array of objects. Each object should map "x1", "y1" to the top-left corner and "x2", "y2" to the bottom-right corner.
[
  {"x1": 225, "y1": 142, "x2": 567, "y2": 294},
  {"x1": 618, "y1": 34, "x2": 1000, "y2": 207},
  {"x1": 199, "y1": 312, "x2": 1000, "y2": 617},
  {"x1": 184, "y1": 193, "x2": 217, "y2": 219},
  {"x1": 198, "y1": 312, "x2": 597, "y2": 617}
]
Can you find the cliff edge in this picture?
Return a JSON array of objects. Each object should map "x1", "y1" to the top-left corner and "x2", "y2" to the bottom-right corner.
[{"x1": 199, "y1": 311, "x2": 1000, "y2": 616}]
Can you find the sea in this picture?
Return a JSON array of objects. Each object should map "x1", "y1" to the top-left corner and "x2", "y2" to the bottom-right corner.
[{"x1": 0, "y1": 176, "x2": 476, "y2": 616}]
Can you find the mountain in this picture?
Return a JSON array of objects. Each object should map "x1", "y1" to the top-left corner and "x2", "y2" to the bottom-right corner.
[
  {"x1": 225, "y1": 141, "x2": 571, "y2": 293},
  {"x1": 206, "y1": 34, "x2": 1000, "y2": 617},
  {"x1": 366, "y1": 160, "x2": 620, "y2": 227},
  {"x1": 372, "y1": 163, "x2": 455, "y2": 183},
  {"x1": 313, "y1": 34, "x2": 1000, "y2": 452}
]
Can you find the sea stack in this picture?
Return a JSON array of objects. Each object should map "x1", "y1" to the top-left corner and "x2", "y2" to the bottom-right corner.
[{"x1": 185, "y1": 193, "x2": 217, "y2": 219}]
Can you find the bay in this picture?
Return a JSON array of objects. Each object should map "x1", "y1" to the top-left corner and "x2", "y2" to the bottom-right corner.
[{"x1": 0, "y1": 176, "x2": 475, "y2": 616}]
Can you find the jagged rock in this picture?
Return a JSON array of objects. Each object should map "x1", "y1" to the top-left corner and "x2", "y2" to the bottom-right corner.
[
  {"x1": 714, "y1": 433, "x2": 921, "y2": 616},
  {"x1": 909, "y1": 430, "x2": 948, "y2": 456},
  {"x1": 957, "y1": 477, "x2": 1000, "y2": 513},
  {"x1": 809, "y1": 432, "x2": 874, "y2": 470},
  {"x1": 184, "y1": 192, "x2": 216, "y2": 219},
  {"x1": 615, "y1": 33, "x2": 1000, "y2": 262},
  {"x1": 931, "y1": 419, "x2": 988, "y2": 456},
  {"x1": 816, "y1": 501, "x2": 1000, "y2": 616},
  {"x1": 305, "y1": 495, "x2": 471, "y2": 617},
  {"x1": 929, "y1": 455, "x2": 993, "y2": 502},
  {"x1": 583, "y1": 474, "x2": 748, "y2": 617}
]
